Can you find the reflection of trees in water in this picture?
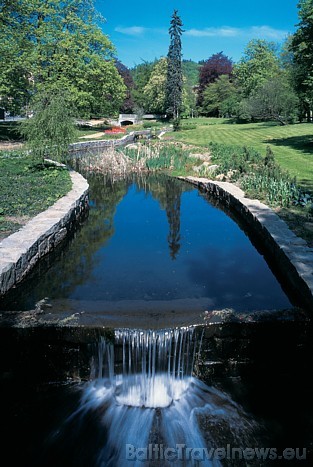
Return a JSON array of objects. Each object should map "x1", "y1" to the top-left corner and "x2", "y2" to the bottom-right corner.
[
  {"x1": 42, "y1": 174, "x2": 130, "y2": 297},
  {"x1": 1, "y1": 174, "x2": 130, "y2": 309},
  {"x1": 165, "y1": 178, "x2": 182, "y2": 260},
  {"x1": 135, "y1": 174, "x2": 190, "y2": 260},
  {"x1": 0, "y1": 173, "x2": 192, "y2": 310}
]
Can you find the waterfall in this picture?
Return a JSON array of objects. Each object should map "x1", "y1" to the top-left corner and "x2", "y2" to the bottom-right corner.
[
  {"x1": 101, "y1": 327, "x2": 198, "y2": 408},
  {"x1": 50, "y1": 327, "x2": 258, "y2": 467}
]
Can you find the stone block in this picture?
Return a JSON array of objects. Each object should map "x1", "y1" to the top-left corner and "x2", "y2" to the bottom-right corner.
[
  {"x1": 39, "y1": 238, "x2": 50, "y2": 258},
  {"x1": 0, "y1": 260, "x2": 15, "y2": 294},
  {"x1": 54, "y1": 227, "x2": 68, "y2": 246}
]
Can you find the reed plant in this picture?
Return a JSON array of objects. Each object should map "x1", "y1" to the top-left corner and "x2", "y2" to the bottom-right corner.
[
  {"x1": 209, "y1": 142, "x2": 262, "y2": 181},
  {"x1": 209, "y1": 143, "x2": 311, "y2": 208}
]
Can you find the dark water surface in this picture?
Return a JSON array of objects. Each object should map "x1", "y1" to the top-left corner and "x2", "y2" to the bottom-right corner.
[{"x1": 0, "y1": 174, "x2": 292, "y2": 326}]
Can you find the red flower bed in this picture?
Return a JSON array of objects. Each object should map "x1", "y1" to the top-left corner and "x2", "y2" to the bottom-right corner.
[{"x1": 104, "y1": 126, "x2": 126, "y2": 134}]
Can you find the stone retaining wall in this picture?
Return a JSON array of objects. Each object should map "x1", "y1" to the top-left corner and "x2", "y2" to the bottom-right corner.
[
  {"x1": 69, "y1": 130, "x2": 152, "y2": 152},
  {"x1": 179, "y1": 176, "x2": 313, "y2": 311},
  {"x1": 0, "y1": 170, "x2": 89, "y2": 296},
  {"x1": 1, "y1": 320, "x2": 312, "y2": 383}
]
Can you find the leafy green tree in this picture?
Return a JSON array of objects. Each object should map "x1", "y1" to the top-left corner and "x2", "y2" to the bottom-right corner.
[
  {"x1": 131, "y1": 57, "x2": 197, "y2": 118},
  {"x1": 0, "y1": 0, "x2": 33, "y2": 113},
  {"x1": 182, "y1": 60, "x2": 200, "y2": 88},
  {"x1": 181, "y1": 82, "x2": 198, "y2": 118},
  {"x1": 289, "y1": 0, "x2": 313, "y2": 122},
  {"x1": 75, "y1": 58, "x2": 126, "y2": 117},
  {"x1": 235, "y1": 99, "x2": 253, "y2": 123},
  {"x1": 197, "y1": 52, "x2": 233, "y2": 108},
  {"x1": 0, "y1": 0, "x2": 126, "y2": 117},
  {"x1": 165, "y1": 10, "x2": 183, "y2": 122},
  {"x1": 143, "y1": 58, "x2": 168, "y2": 114},
  {"x1": 201, "y1": 75, "x2": 238, "y2": 117},
  {"x1": 247, "y1": 75, "x2": 299, "y2": 125},
  {"x1": 20, "y1": 88, "x2": 76, "y2": 163},
  {"x1": 181, "y1": 60, "x2": 199, "y2": 117},
  {"x1": 233, "y1": 39, "x2": 280, "y2": 98},
  {"x1": 130, "y1": 60, "x2": 155, "y2": 112}
]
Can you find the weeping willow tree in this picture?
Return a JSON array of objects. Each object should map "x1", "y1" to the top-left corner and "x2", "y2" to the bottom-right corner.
[{"x1": 20, "y1": 88, "x2": 75, "y2": 164}]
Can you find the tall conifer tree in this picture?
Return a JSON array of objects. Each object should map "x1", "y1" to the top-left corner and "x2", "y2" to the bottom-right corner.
[{"x1": 166, "y1": 10, "x2": 183, "y2": 123}]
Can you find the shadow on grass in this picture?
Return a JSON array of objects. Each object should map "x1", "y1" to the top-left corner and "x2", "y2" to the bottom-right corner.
[
  {"x1": 29, "y1": 162, "x2": 68, "y2": 172},
  {"x1": 234, "y1": 121, "x2": 281, "y2": 130},
  {"x1": 0, "y1": 121, "x2": 22, "y2": 141},
  {"x1": 265, "y1": 134, "x2": 313, "y2": 155}
]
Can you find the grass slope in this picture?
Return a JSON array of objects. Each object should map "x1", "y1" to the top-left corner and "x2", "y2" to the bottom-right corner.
[
  {"x1": 0, "y1": 153, "x2": 72, "y2": 239},
  {"x1": 173, "y1": 119, "x2": 313, "y2": 190}
]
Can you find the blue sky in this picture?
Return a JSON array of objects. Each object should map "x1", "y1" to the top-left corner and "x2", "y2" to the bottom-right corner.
[{"x1": 95, "y1": 0, "x2": 299, "y2": 68}]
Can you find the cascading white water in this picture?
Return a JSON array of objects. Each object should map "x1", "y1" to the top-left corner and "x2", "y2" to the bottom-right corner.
[
  {"x1": 60, "y1": 327, "x2": 258, "y2": 467},
  {"x1": 103, "y1": 327, "x2": 197, "y2": 408}
]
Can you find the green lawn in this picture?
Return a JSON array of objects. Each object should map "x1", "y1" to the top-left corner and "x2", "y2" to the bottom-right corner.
[
  {"x1": 173, "y1": 119, "x2": 313, "y2": 191},
  {"x1": 0, "y1": 152, "x2": 72, "y2": 239}
]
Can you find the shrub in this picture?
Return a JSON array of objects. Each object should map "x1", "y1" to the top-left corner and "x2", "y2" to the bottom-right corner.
[{"x1": 179, "y1": 123, "x2": 197, "y2": 130}]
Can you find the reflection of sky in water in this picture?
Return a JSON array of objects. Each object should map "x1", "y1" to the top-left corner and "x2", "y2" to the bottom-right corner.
[{"x1": 68, "y1": 184, "x2": 290, "y2": 311}]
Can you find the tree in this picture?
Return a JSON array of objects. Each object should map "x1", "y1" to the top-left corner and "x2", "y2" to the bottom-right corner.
[
  {"x1": 0, "y1": 0, "x2": 126, "y2": 117},
  {"x1": 197, "y1": 52, "x2": 233, "y2": 108},
  {"x1": 182, "y1": 60, "x2": 199, "y2": 117},
  {"x1": 289, "y1": 0, "x2": 313, "y2": 122},
  {"x1": 130, "y1": 60, "x2": 155, "y2": 112},
  {"x1": 20, "y1": 88, "x2": 76, "y2": 163},
  {"x1": 115, "y1": 60, "x2": 135, "y2": 113},
  {"x1": 247, "y1": 75, "x2": 299, "y2": 125},
  {"x1": 182, "y1": 60, "x2": 200, "y2": 88},
  {"x1": 165, "y1": 10, "x2": 183, "y2": 122},
  {"x1": 233, "y1": 39, "x2": 280, "y2": 98},
  {"x1": 76, "y1": 59, "x2": 126, "y2": 117},
  {"x1": 0, "y1": 0, "x2": 33, "y2": 113},
  {"x1": 143, "y1": 58, "x2": 168, "y2": 114},
  {"x1": 201, "y1": 75, "x2": 238, "y2": 117}
]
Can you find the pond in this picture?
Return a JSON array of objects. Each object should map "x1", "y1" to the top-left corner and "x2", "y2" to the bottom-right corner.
[
  {"x1": 0, "y1": 173, "x2": 293, "y2": 326},
  {"x1": 1, "y1": 173, "x2": 312, "y2": 466}
]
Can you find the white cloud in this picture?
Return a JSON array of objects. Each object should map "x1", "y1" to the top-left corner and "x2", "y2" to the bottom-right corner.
[
  {"x1": 115, "y1": 26, "x2": 147, "y2": 36},
  {"x1": 249, "y1": 26, "x2": 288, "y2": 40},
  {"x1": 185, "y1": 27, "x2": 239, "y2": 38},
  {"x1": 115, "y1": 26, "x2": 167, "y2": 37},
  {"x1": 185, "y1": 25, "x2": 288, "y2": 41}
]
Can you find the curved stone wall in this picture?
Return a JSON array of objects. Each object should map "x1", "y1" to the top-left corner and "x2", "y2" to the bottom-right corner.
[
  {"x1": 0, "y1": 170, "x2": 89, "y2": 296},
  {"x1": 179, "y1": 176, "x2": 313, "y2": 311}
]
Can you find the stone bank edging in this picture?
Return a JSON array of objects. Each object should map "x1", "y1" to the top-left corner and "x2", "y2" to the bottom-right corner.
[
  {"x1": 179, "y1": 176, "x2": 313, "y2": 311},
  {"x1": 0, "y1": 170, "x2": 89, "y2": 296},
  {"x1": 69, "y1": 132, "x2": 135, "y2": 151},
  {"x1": 69, "y1": 130, "x2": 152, "y2": 152}
]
